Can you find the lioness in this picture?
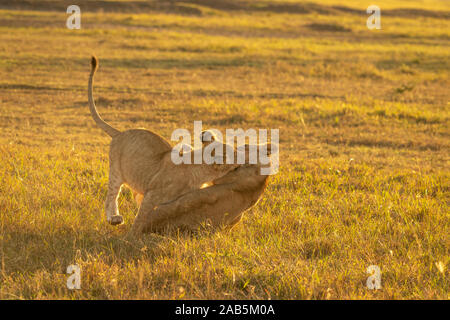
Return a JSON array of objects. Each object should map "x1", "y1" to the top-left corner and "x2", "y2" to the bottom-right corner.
[
  {"x1": 131, "y1": 161, "x2": 271, "y2": 234},
  {"x1": 88, "y1": 56, "x2": 239, "y2": 226}
]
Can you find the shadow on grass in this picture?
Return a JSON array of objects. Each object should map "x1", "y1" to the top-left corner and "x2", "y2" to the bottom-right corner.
[
  {"x1": 1, "y1": 0, "x2": 448, "y2": 19},
  {"x1": 376, "y1": 58, "x2": 449, "y2": 73},
  {"x1": 324, "y1": 137, "x2": 443, "y2": 151},
  {"x1": 100, "y1": 57, "x2": 264, "y2": 69},
  {"x1": 2, "y1": 225, "x2": 211, "y2": 275},
  {"x1": 11, "y1": 56, "x2": 264, "y2": 71},
  {"x1": 0, "y1": 84, "x2": 60, "y2": 91}
]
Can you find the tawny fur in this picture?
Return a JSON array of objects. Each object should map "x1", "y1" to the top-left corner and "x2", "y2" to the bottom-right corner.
[
  {"x1": 133, "y1": 163, "x2": 270, "y2": 234},
  {"x1": 88, "y1": 56, "x2": 240, "y2": 227}
]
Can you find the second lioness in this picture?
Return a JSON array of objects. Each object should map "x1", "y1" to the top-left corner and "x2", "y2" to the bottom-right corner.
[{"x1": 132, "y1": 161, "x2": 272, "y2": 234}]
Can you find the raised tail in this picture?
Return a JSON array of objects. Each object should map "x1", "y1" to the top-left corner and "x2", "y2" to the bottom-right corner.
[{"x1": 88, "y1": 56, "x2": 120, "y2": 137}]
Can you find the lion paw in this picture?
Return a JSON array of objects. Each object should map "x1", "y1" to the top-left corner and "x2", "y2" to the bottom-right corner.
[{"x1": 108, "y1": 215, "x2": 124, "y2": 226}]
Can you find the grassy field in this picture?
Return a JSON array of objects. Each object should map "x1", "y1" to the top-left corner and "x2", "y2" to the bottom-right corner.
[{"x1": 0, "y1": 0, "x2": 448, "y2": 299}]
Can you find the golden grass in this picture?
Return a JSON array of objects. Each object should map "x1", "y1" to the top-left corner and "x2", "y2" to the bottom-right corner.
[{"x1": 0, "y1": 0, "x2": 448, "y2": 299}]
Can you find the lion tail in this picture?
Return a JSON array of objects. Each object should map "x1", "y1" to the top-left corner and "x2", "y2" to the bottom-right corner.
[{"x1": 88, "y1": 56, "x2": 120, "y2": 137}]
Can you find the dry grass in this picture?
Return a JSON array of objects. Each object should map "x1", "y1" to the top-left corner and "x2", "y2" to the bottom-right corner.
[{"x1": 0, "y1": 0, "x2": 448, "y2": 299}]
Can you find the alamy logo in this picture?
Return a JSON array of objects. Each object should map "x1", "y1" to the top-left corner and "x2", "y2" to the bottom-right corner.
[
  {"x1": 66, "y1": 5, "x2": 81, "y2": 29},
  {"x1": 171, "y1": 121, "x2": 279, "y2": 175},
  {"x1": 366, "y1": 265, "x2": 382, "y2": 290},
  {"x1": 66, "y1": 264, "x2": 81, "y2": 290},
  {"x1": 367, "y1": 5, "x2": 381, "y2": 30}
]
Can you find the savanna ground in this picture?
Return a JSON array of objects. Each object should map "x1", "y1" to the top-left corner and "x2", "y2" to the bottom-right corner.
[{"x1": 0, "y1": 0, "x2": 448, "y2": 299}]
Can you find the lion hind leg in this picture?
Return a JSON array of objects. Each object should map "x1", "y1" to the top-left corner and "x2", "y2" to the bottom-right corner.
[
  {"x1": 132, "y1": 191, "x2": 144, "y2": 207},
  {"x1": 129, "y1": 192, "x2": 157, "y2": 236},
  {"x1": 132, "y1": 186, "x2": 237, "y2": 235},
  {"x1": 129, "y1": 191, "x2": 199, "y2": 235}
]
